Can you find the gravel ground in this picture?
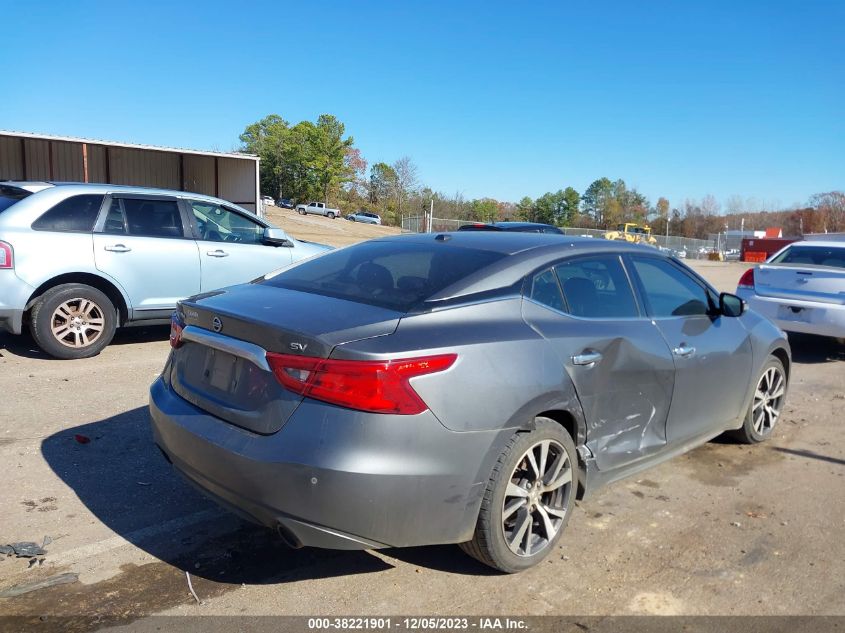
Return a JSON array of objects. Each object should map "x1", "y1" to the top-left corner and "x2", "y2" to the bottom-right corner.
[{"x1": 0, "y1": 233, "x2": 842, "y2": 629}]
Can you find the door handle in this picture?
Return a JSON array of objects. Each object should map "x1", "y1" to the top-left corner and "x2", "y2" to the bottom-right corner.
[
  {"x1": 206, "y1": 250, "x2": 229, "y2": 258},
  {"x1": 104, "y1": 244, "x2": 131, "y2": 253},
  {"x1": 572, "y1": 351, "x2": 603, "y2": 366},
  {"x1": 672, "y1": 345, "x2": 696, "y2": 358}
]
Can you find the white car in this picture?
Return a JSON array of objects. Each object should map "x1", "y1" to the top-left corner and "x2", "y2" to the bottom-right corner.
[
  {"x1": 0, "y1": 182, "x2": 331, "y2": 359},
  {"x1": 295, "y1": 201, "x2": 340, "y2": 219},
  {"x1": 736, "y1": 240, "x2": 845, "y2": 339}
]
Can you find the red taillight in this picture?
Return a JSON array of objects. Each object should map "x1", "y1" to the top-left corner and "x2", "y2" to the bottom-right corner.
[
  {"x1": 738, "y1": 268, "x2": 755, "y2": 289},
  {"x1": 266, "y1": 353, "x2": 457, "y2": 415},
  {"x1": 169, "y1": 312, "x2": 185, "y2": 348},
  {"x1": 0, "y1": 241, "x2": 12, "y2": 269}
]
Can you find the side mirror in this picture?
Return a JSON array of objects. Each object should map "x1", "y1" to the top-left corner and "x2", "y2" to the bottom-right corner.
[
  {"x1": 263, "y1": 227, "x2": 293, "y2": 247},
  {"x1": 719, "y1": 292, "x2": 745, "y2": 317}
]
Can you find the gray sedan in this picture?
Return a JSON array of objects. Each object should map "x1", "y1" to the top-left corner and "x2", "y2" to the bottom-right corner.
[{"x1": 150, "y1": 233, "x2": 790, "y2": 573}]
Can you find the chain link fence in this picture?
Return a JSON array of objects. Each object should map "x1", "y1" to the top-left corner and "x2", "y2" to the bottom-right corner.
[{"x1": 402, "y1": 216, "x2": 716, "y2": 260}]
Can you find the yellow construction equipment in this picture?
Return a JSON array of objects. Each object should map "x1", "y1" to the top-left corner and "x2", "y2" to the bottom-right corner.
[{"x1": 604, "y1": 223, "x2": 658, "y2": 245}]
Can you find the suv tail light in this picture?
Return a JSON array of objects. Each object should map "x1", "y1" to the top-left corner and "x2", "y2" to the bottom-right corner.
[
  {"x1": 738, "y1": 268, "x2": 755, "y2": 289},
  {"x1": 0, "y1": 241, "x2": 12, "y2": 269},
  {"x1": 169, "y1": 312, "x2": 185, "y2": 348},
  {"x1": 266, "y1": 353, "x2": 457, "y2": 415}
]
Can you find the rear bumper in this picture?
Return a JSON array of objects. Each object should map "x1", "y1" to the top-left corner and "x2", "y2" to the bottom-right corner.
[
  {"x1": 0, "y1": 308, "x2": 23, "y2": 335},
  {"x1": 738, "y1": 289, "x2": 845, "y2": 338},
  {"x1": 0, "y1": 271, "x2": 33, "y2": 334},
  {"x1": 149, "y1": 375, "x2": 509, "y2": 550}
]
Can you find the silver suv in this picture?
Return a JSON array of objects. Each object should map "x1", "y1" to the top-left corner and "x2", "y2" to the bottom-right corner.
[{"x1": 0, "y1": 183, "x2": 330, "y2": 359}]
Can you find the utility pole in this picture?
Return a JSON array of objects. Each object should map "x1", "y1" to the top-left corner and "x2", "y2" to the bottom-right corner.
[{"x1": 428, "y1": 199, "x2": 434, "y2": 233}]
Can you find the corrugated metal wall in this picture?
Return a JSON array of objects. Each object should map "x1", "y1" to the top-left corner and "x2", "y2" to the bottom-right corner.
[
  {"x1": 218, "y1": 157, "x2": 257, "y2": 207},
  {"x1": 0, "y1": 134, "x2": 258, "y2": 213},
  {"x1": 0, "y1": 136, "x2": 23, "y2": 179},
  {"x1": 108, "y1": 147, "x2": 180, "y2": 189}
]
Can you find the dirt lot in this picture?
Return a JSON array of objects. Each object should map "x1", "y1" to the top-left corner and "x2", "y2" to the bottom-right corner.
[{"x1": 0, "y1": 223, "x2": 843, "y2": 629}]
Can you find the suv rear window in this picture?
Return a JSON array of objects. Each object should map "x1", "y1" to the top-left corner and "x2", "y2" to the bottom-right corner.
[
  {"x1": 262, "y1": 240, "x2": 507, "y2": 311},
  {"x1": 0, "y1": 186, "x2": 33, "y2": 214},
  {"x1": 32, "y1": 195, "x2": 105, "y2": 232}
]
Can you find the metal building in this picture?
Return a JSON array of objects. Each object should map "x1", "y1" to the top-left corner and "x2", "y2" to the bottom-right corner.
[{"x1": 0, "y1": 130, "x2": 261, "y2": 214}]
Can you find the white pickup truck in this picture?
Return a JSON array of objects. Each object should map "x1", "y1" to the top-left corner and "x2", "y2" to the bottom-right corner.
[{"x1": 295, "y1": 201, "x2": 340, "y2": 219}]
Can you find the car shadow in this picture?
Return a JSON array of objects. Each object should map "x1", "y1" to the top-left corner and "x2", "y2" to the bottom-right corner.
[
  {"x1": 0, "y1": 325, "x2": 171, "y2": 360},
  {"x1": 787, "y1": 333, "x2": 845, "y2": 364},
  {"x1": 772, "y1": 447, "x2": 845, "y2": 466},
  {"x1": 40, "y1": 407, "x2": 395, "y2": 585},
  {"x1": 40, "y1": 406, "x2": 489, "y2": 585}
]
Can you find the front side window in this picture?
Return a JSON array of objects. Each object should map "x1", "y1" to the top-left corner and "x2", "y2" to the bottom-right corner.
[
  {"x1": 554, "y1": 256, "x2": 639, "y2": 318},
  {"x1": 32, "y1": 194, "x2": 104, "y2": 232},
  {"x1": 121, "y1": 198, "x2": 183, "y2": 238},
  {"x1": 190, "y1": 201, "x2": 264, "y2": 244},
  {"x1": 630, "y1": 256, "x2": 712, "y2": 317}
]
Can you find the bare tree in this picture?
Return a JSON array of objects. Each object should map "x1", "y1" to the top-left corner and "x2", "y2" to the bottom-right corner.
[
  {"x1": 810, "y1": 191, "x2": 845, "y2": 232},
  {"x1": 392, "y1": 156, "x2": 419, "y2": 216},
  {"x1": 701, "y1": 194, "x2": 721, "y2": 216},
  {"x1": 725, "y1": 195, "x2": 744, "y2": 215}
]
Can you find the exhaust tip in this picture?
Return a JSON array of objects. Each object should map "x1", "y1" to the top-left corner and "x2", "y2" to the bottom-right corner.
[{"x1": 276, "y1": 523, "x2": 304, "y2": 549}]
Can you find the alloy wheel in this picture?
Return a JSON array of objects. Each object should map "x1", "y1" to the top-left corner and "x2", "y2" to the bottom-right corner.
[
  {"x1": 50, "y1": 298, "x2": 106, "y2": 349},
  {"x1": 752, "y1": 366, "x2": 786, "y2": 434},
  {"x1": 502, "y1": 439, "x2": 572, "y2": 557}
]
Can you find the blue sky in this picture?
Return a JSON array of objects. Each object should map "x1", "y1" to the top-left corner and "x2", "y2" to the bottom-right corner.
[{"x1": 2, "y1": 1, "x2": 842, "y2": 210}]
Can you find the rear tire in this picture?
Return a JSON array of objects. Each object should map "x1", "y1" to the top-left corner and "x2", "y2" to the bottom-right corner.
[
  {"x1": 732, "y1": 356, "x2": 787, "y2": 444},
  {"x1": 460, "y1": 418, "x2": 578, "y2": 573},
  {"x1": 29, "y1": 284, "x2": 117, "y2": 360},
  {"x1": 327, "y1": 212, "x2": 336, "y2": 219}
]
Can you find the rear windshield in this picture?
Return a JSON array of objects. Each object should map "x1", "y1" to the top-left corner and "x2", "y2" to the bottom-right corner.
[
  {"x1": 0, "y1": 186, "x2": 32, "y2": 214},
  {"x1": 770, "y1": 245, "x2": 845, "y2": 269},
  {"x1": 261, "y1": 240, "x2": 507, "y2": 311}
]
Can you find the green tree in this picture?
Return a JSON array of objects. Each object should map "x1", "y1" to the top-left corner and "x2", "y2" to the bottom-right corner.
[
  {"x1": 516, "y1": 196, "x2": 535, "y2": 221},
  {"x1": 369, "y1": 162, "x2": 398, "y2": 219},
  {"x1": 470, "y1": 198, "x2": 499, "y2": 222},
  {"x1": 560, "y1": 187, "x2": 580, "y2": 226},
  {"x1": 312, "y1": 114, "x2": 354, "y2": 204},
  {"x1": 239, "y1": 114, "x2": 289, "y2": 198},
  {"x1": 581, "y1": 177, "x2": 614, "y2": 226}
]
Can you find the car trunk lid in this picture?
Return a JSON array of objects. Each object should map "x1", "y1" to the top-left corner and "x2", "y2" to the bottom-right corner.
[
  {"x1": 754, "y1": 264, "x2": 845, "y2": 306},
  {"x1": 170, "y1": 283, "x2": 402, "y2": 434}
]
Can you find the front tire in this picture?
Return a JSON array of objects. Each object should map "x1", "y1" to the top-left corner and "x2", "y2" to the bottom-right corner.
[
  {"x1": 460, "y1": 418, "x2": 578, "y2": 573},
  {"x1": 29, "y1": 284, "x2": 117, "y2": 359},
  {"x1": 733, "y1": 356, "x2": 787, "y2": 443}
]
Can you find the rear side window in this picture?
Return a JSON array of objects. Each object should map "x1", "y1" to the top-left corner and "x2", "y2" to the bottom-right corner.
[
  {"x1": 121, "y1": 198, "x2": 184, "y2": 238},
  {"x1": 554, "y1": 256, "x2": 639, "y2": 318},
  {"x1": 770, "y1": 245, "x2": 845, "y2": 269},
  {"x1": 32, "y1": 194, "x2": 104, "y2": 232},
  {"x1": 530, "y1": 269, "x2": 566, "y2": 312},
  {"x1": 262, "y1": 241, "x2": 507, "y2": 311},
  {"x1": 0, "y1": 186, "x2": 32, "y2": 214}
]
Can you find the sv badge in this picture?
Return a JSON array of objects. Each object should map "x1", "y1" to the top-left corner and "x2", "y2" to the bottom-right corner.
[{"x1": 290, "y1": 342, "x2": 308, "y2": 352}]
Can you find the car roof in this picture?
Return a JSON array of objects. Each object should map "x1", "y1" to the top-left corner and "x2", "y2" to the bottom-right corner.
[
  {"x1": 789, "y1": 240, "x2": 845, "y2": 248},
  {"x1": 459, "y1": 221, "x2": 559, "y2": 231},
  {"x1": 3, "y1": 181, "x2": 255, "y2": 212},
  {"x1": 365, "y1": 231, "x2": 672, "y2": 304}
]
